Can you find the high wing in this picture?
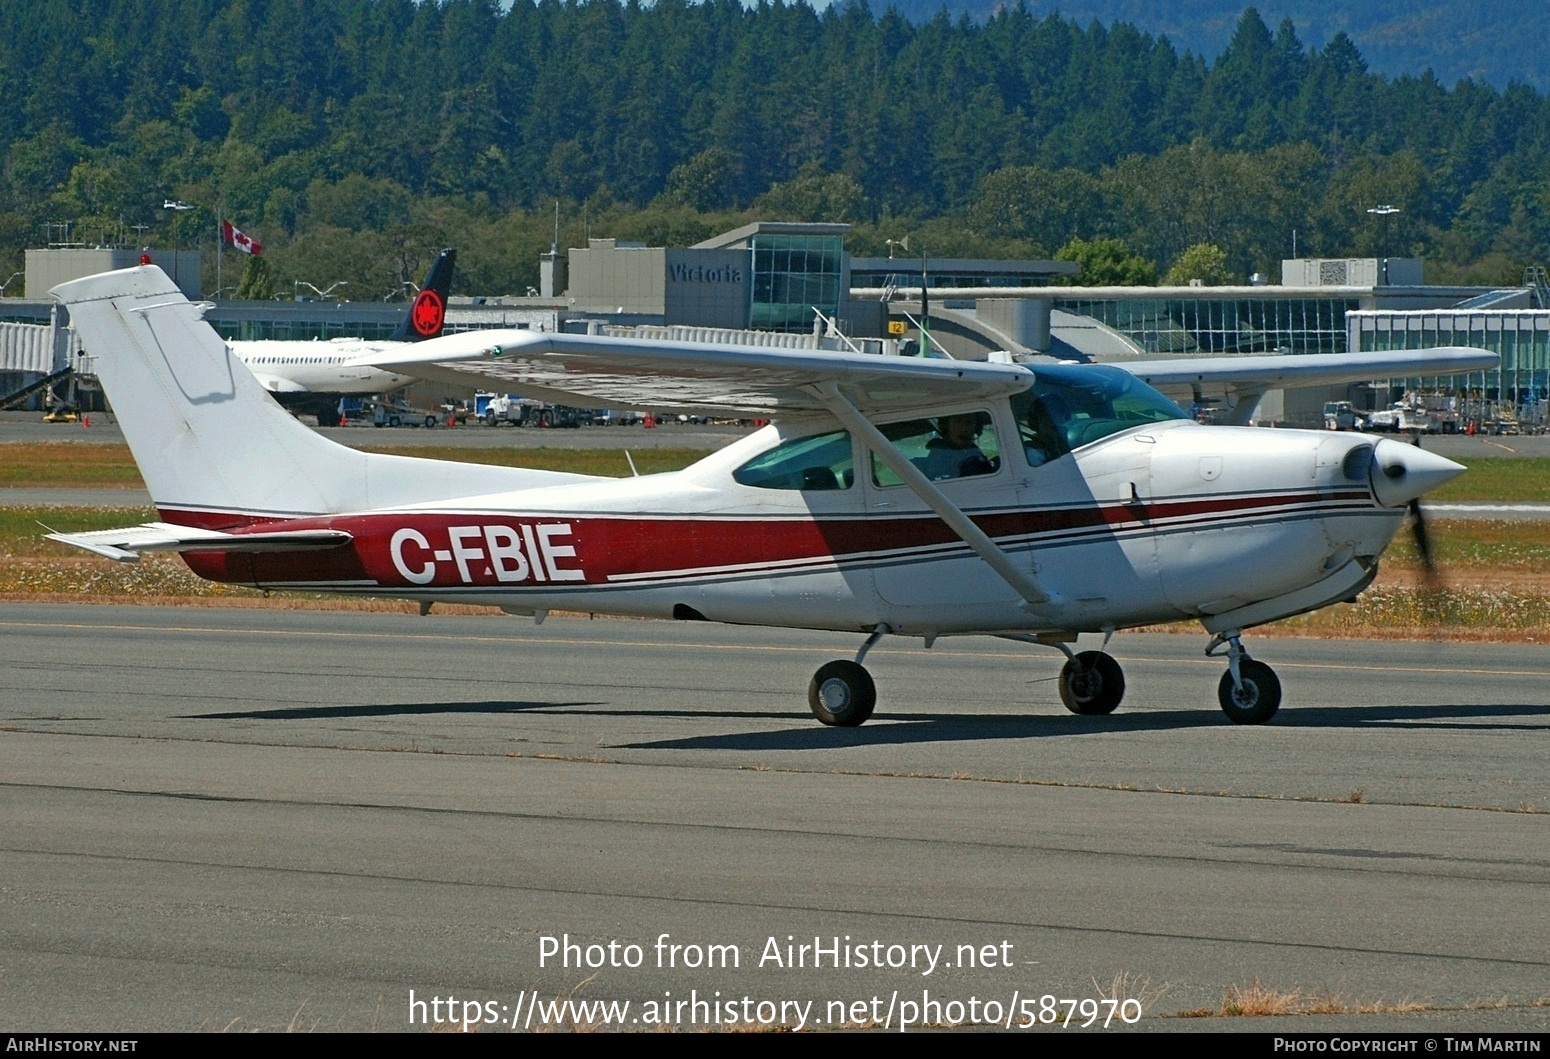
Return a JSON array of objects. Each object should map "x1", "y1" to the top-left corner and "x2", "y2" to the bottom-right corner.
[
  {"x1": 46, "y1": 523, "x2": 352, "y2": 563},
  {"x1": 1110, "y1": 347, "x2": 1499, "y2": 424},
  {"x1": 361, "y1": 330, "x2": 1034, "y2": 417},
  {"x1": 365, "y1": 331, "x2": 1496, "y2": 422},
  {"x1": 1117, "y1": 347, "x2": 1497, "y2": 390}
]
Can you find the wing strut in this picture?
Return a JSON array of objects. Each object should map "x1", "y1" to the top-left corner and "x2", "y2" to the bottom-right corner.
[{"x1": 813, "y1": 382, "x2": 1053, "y2": 608}]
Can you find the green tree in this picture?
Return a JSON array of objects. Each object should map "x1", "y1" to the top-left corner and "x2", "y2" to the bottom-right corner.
[
  {"x1": 969, "y1": 166, "x2": 1105, "y2": 254},
  {"x1": 233, "y1": 254, "x2": 273, "y2": 300},
  {"x1": 753, "y1": 164, "x2": 868, "y2": 223},
  {"x1": 658, "y1": 147, "x2": 741, "y2": 212},
  {"x1": 1165, "y1": 243, "x2": 1234, "y2": 285},
  {"x1": 1054, "y1": 237, "x2": 1157, "y2": 286}
]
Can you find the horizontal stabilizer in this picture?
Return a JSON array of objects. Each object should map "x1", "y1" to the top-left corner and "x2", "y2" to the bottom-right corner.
[{"x1": 47, "y1": 522, "x2": 353, "y2": 563}]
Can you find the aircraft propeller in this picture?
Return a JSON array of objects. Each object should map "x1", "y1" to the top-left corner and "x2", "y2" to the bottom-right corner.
[
  {"x1": 1407, "y1": 497, "x2": 1441, "y2": 584},
  {"x1": 1376, "y1": 437, "x2": 1444, "y2": 586}
]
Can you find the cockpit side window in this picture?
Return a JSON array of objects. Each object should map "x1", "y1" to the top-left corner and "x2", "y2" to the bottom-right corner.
[
  {"x1": 732, "y1": 429, "x2": 854, "y2": 491},
  {"x1": 1011, "y1": 389, "x2": 1072, "y2": 468},
  {"x1": 870, "y1": 411, "x2": 1000, "y2": 487},
  {"x1": 1012, "y1": 367, "x2": 1186, "y2": 464}
]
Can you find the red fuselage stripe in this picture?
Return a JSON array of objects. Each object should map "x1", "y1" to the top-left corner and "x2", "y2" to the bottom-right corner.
[{"x1": 162, "y1": 490, "x2": 1374, "y2": 591}]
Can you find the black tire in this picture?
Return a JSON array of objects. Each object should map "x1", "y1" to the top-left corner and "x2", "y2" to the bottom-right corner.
[
  {"x1": 484, "y1": 412, "x2": 497, "y2": 427},
  {"x1": 424, "y1": 415, "x2": 437, "y2": 428},
  {"x1": 1217, "y1": 659, "x2": 1282, "y2": 724},
  {"x1": 388, "y1": 414, "x2": 401, "y2": 428},
  {"x1": 1058, "y1": 650, "x2": 1125, "y2": 715},
  {"x1": 807, "y1": 660, "x2": 876, "y2": 727}
]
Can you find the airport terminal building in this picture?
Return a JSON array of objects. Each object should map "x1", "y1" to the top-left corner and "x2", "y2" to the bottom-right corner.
[
  {"x1": 557, "y1": 221, "x2": 1075, "y2": 339},
  {"x1": 6, "y1": 227, "x2": 1548, "y2": 429}
]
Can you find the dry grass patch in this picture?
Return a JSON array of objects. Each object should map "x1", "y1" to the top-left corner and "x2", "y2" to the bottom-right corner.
[
  {"x1": 1095, "y1": 971, "x2": 1167, "y2": 1016},
  {"x1": 1220, "y1": 981, "x2": 1306, "y2": 1017},
  {"x1": 1172, "y1": 981, "x2": 1435, "y2": 1019}
]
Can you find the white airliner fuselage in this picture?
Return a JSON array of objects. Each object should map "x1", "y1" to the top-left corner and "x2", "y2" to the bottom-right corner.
[{"x1": 229, "y1": 338, "x2": 415, "y2": 396}]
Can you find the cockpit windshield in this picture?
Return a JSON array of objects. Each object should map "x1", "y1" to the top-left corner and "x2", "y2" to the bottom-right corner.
[{"x1": 1011, "y1": 364, "x2": 1186, "y2": 465}]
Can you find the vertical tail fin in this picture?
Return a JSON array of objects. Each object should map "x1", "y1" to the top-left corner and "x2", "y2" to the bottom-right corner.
[
  {"x1": 54, "y1": 266, "x2": 372, "y2": 522},
  {"x1": 389, "y1": 248, "x2": 456, "y2": 342},
  {"x1": 53, "y1": 264, "x2": 598, "y2": 527}
]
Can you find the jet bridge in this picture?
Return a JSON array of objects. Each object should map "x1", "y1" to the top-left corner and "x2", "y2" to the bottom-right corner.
[{"x1": 0, "y1": 313, "x2": 90, "y2": 411}]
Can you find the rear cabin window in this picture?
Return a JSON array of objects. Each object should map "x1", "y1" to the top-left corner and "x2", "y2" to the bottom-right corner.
[{"x1": 732, "y1": 430, "x2": 854, "y2": 491}]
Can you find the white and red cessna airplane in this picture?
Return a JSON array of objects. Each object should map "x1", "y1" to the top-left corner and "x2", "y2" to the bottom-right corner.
[{"x1": 50, "y1": 265, "x2": 1494, "y2": 726}]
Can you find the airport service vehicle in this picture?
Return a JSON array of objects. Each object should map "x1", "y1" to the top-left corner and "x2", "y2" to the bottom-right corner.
[
  {"x1": 49, "y1": 266, "x2": 1494, "y2": 726},
  {"x1": 477, "y1": 394, "x2": 580, "y2": 428},
  {"x1": 367, "y1": 398, "x2": 443, "y2": 429},
  {"x1": 1323, "y1": 401, "x2": 1364, "y2": 431}
]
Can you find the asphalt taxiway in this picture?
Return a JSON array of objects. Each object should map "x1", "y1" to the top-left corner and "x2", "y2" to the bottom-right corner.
[{"x1": 1, "y1": 604, "x2": 1545, "y2": 1032}]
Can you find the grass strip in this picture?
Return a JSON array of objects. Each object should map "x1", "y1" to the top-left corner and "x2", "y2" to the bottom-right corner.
[{"x1": 0, "y1": 442, "x2": 711, "y2": 487}]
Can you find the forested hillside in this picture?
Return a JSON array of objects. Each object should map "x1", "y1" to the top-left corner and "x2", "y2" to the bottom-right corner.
[
  {"x1": 2, "y1": 0, "x2": 1546, "y2": 297},
  {"x1": 877, "y1": 1, "x2": 1550, "y2": 91}
]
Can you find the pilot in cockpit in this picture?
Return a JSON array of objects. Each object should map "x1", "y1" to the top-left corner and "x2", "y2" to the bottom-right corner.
[{"x1": 915, "y1": 412, "x2": 995, "y2": 480}]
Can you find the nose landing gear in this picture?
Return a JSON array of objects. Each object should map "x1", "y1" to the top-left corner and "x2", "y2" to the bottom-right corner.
[{"x1": 1207, "y1": 630, "x2": 1282, "y2": 724}]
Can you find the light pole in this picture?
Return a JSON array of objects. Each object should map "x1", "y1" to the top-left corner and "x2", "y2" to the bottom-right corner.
[
  {"x1": 1366, "y1": 204, "x2": 1399, "y2": 285},
  {"x1": 163, "y1": 199, "x2": 194, "y2": 291}
]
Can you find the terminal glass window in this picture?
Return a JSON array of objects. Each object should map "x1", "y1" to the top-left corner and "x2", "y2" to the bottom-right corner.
[
  {"x1": 749, "y1": 234, "x2": 844, "y2": 333},
  {"x1": 1351, "y1": 310, "x2": 1550, "y2": 429},
  {"x1": 1061, "y1": 297, "x2": 1357, "y2": 355}
]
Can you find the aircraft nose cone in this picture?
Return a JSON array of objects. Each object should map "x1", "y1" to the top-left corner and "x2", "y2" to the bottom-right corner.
[{"x1": 1370, "y1": 439, "x2": 1466, "y2": 507}]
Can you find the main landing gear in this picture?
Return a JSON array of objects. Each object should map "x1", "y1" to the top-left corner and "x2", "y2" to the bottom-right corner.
[
  {"x1": 805, "y1": 626, "x2": 1283, "y2": 727},
  {"x1": 1057, "y1": 650, "x2": 1125, "y2": 715},
  {"x1": 1206, "y1": 630, "x2": 1282, "y2": 724},
  {"x1": 1023, "y1": 635, "x2": 1129, "y2": 717},
  {"x1": 807, "y1": 625, "x2": 884, "y2": 726}
]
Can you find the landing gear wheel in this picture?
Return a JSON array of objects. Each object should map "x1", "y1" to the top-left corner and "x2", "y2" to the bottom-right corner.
[
  {"x1": 1058, "y1": 651, "x2": 1125, "y2": 715},
  {"x1": 1217, "y1": 659, "x2": 1281, "y2": 724},
  {"x1": 808, "y1": 660, "x2": 876, "y2": 727}
]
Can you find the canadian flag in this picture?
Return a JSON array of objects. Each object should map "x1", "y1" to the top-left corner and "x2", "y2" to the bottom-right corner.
[{"x1": 221, "y1": 219, "x2": 263, "y2": 256}]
